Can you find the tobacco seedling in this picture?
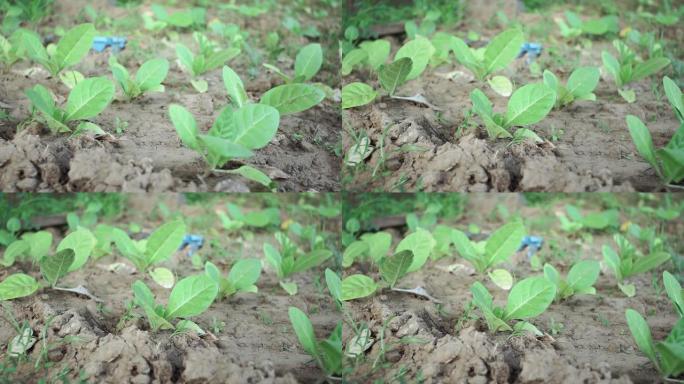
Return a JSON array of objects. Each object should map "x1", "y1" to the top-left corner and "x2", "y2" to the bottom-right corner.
[
  {"x1": 452, "y1": 220, "x2": 526, "y2": 273},
  {"x1": 204, "y1": 259, "x2": 261, "y2": 299},
  {"x1": 555, "y1": 204, "x2": 619, "y2": 233},
  {"x1": 626, "y1": 114, "x2": 684, "y2": 184},
  {"x1": 602, "y1": 40, "x2": 670, "y2": 102},
  {"x1": 543, "y1": 260, "x2": 600, "y2": 301},
  {"x1": 264, "y1": 232, "x2": 332, "y2": 295},
  {"x1": 470, "y1": 83, "x2": 556, "y2": 139},
  {"x1": 0, "y1": 30, "x2": 22, "y2": 70},
  {"x1": 663, "y1": 271, "x2": 684, "y2": 318},
  {"x1": 217, "y1": 203, "x2": 281, "y2": 229},
  {"x1": 170, "y1": 65, "x2": 324, "y2": 187},
  {"x1": 109, "y1": 56, "x2": 169, "y2": 100},
  {"x1": 602, "y1": 234, "x2": 671, "y2": 297},
  {"x1": 451, "y1": 28, "x2": 524, "y2": 81},
  {"x1": 341, "y1": 38, "x2": 391, "y2": 75},
  {"x1": 0, "y1": 249, "x2": 75, "y2": 301},
  {"x1": 17, "y1": 23, "x2": 95, "y2": 76},
  {"x1": 338, "y1": 250, "x2": 415, "y2": 301},
  {"x1": 543, "y1": 67, "x2": 599, "y2": 109},
  {"x1": 25, "y1": 77, "x2": 114, "y2": 134},
  {"x1": 288, "y1": 307, "x2": 343, "y2": 377},
  {"x1": 176, "y1": 32, "x2": 240, "y2": 91},
  {"x1": 470, "y1": 276, "x2": 556, "y2": 335},
  {"x1": 133, "y1": 274, "x2": 218, "y2": 332},
  {"x1": 264, "y1": 43, "x2": 322, "y2": 83},
  {"x1": 625, "y1": 308, "x2": 683, "y2": 378},
  {"x1": 555, "y1": 11, "x2": 618, "y2": 39},
  {"x1": 112, "y1": 220, "x2": 186, "y2": 272},
  {"x1": 148, "y1": 4, "x2": 205, "y2": 30}
]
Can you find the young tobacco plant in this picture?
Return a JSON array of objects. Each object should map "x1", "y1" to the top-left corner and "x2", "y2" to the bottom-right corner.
[
  {"x1": 288, "y1": 306, "x2": 343, "y2": 377},
  {"x1": 149, "y1": 4, "x2": 206, "y2": 30},
  {"x1": 336, "y1": 250, "x2": 415, "y2": 301},
  {"x1": 0, "y1": 249, "x2": 75, "y2": 301},
  {"x1": 169, "y1": 65, "x2": 324, "y2": 187},
  {"x1": 204, "y1": 259, "x2": 261, "y2": 299},
  {"x1": 109, "y1": 56, "x2": 169, "y2": 100},
  {"x1": 451, "y1": 28, "x2": 524, "y2": 81},
  {"x1": 543, "y1": 260, "x2": 600, "y2": 302},
  {"x1": 25, "y1": 77, "x2": 114, "y2": 134},
  {"x1": 17, "y1": 23, "x2": 95, "y2": 76},
  {"x1": 555, "y1": 11, "x2": 618, "y2": 39},
  {"x1": 471, "y1": 276, "x2": 556, "y2": 335},
  {"x1": 176, "y1": 32, "x2": 240, "y2": 91},
  {"x1": 626, "y1": 114, "x2": 684, "y2": 184},
  {"x1": 451, "y1": 220, "x2": 526, "y2": 273},
  {"x1": 543, "y1": 67, "x2": 599, "y2": 109},
  {"x1": 602, "y1": 234, "x2": 671, "y2": 297},
  {"x1": 264, "y1": 43, "x2": 322, "y2": 83},
  {"x1": 602, "y1": 40, "x2": 670, "y2": 102},
  {"x1": 133, "y1": 273, "x2": 218, "y2": 333},
  {"x1": 470, "y1": 83, "x2": 556, "y2": 139},
  {"x1": 112, "y1": 220, "x2": 186, "y2": 272},
  {"x1": 263, "y1": 232, "x2": 332, "y2": 295},
  {"x1": 625, "y1": 308, "x2": 683, "y2": 378},
  {"x1": 555, "y1": 204, "x2": 619, "y2": 233}
]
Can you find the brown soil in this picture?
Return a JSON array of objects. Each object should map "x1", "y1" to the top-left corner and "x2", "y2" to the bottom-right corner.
[
  {"x1": 0, "y1": 0, "x2": 341, "y2": 192},
  {"x1": 342, "y1": 4, "x2": 683, "y2": 192}
]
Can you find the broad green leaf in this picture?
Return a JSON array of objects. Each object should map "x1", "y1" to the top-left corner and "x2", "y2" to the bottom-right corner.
[
  {"x1": 2, "y1": 240, "x2": 29, "y2": 266},
  {"x1": 342, "y1": 241, "x2": 369, "y2": 267},
  {"x1": 488, "y1": 268, "x2": 513, "y2": 290},
  {"x1": 359, "y1": 39, "x2": 391, "y2": 70},
  {"x1": 618, "y1": 88, "x2": 636, "y2": 103},
  {"x1": 175, "y1": 43, "x2": 195, "y2": 74},
  {"x1": 504, "y1": 276, "x2": 556, "y2": 320},
  {"x1": 292, "y1": 249, "x2": 332, "y2": 274},
  {"x1": 543, "y1": 263, "x2": 561, "y2": 287},
  {"x1": 145, "y1": 220, "x2": 185, "y2": 267},
  {"x1": 602, "y1": 245, "x2": 622, "y2": 280},
  {"x1": 470, "y1": 281, "x2": 493, "y2": 311},
  {"x1": 59, "y1": 70, "x2": 85, "y2": 90},
  {"x1": 452, "y1": 229, "x2": 479, "y2": 265},
  {"x1": 566, "y1": 260, "x2": 600, "y2": 291},
  {"x1": 379, "y1": 57, "x2": 412, "y2": 96},
  {"x1": 504, "y1": 83, "x2": 556, "y2": 127},
  {"x1": 222, "y1": 66, "x2": 248, "y2": 108},
  {"x1": 626, "y1": 115, "x2": 659, "y2": 171},
  {"x1": 485, "y1": 221, "x2": 525, "y2": 269},
  {"x1": 280, "y1": 281, "x2": 298, "y2": 295},
  {"x1": 228, "y1": 103, "x2": 280, "y2": 149},
  {"x1": 630, "y1": 251, "x2": 671, "y2": 276},
  {"x1": 175, "y1": 319, "x2": 205, "y2": 335},
  {"x1": 55, "y1": 24, "x2": 96, "y2": 70},
  {"x1": 294, "y1": 43, "x2": 322, "y2": 81},
  {"x1": 136, "y1": 58, "x2": 169, "y2": 92},
  {"x1": 341, "y1": 82, "x2": 376, "y2": 109},
  {"x1": 360, "y1": 232, "x2": 392, "y2": 262},
  {"x1": 260, "y1": 84, "x2": 325, "y2": 115},
  {"x1": 341, "y1": 49, "x2": 368, "y2": 76},
  {"x1": 0, "y1": 274, "x2": 40, "y2": 300},
  {"x1": 57, "y1": 227, "x2": 96, "y2": 272},
  {"x1": 288, "y1": 307, "x2": 317, "y2": 355},
  {"x1": 379, "y1": 250, "x2": 413, "y2": 288},
  {"x1": 191, "y1": 79, "x2": 208, "y2": 93},
  {"x1": 658, "y1": 147, "x2": 684, "y2": 183},
  {"x1": 543, "y1": 70, "x2": 559, "y2": 92},
  {"x1": 619, "y1": 283, "x2": 636, "y2": 297},
  {"x1": 21, "y1": 231, "x2": 52, "y2": 262},
  {"x1": 601, "y1": 51, "x2": 621, "y2": 87},
  {"x1": 625, "y1": 309, "x2": 657, "y2": 364},
  {"x1": 263, "y1": 243, "x2": 282, "y2": 275},
  {"x1": 488, "y1": 75, "x2": 513, "y2": 97},
  {"x1": 149, "y1": 267, "x2": 175, "y2": 288},
  {"x1": 25, "y1": 84, "x2": 56, "y2": 118},
  {"x1": 132, "y1": 280, "x2": 174, "y2": 330},
  {"x1": 204, "y1": 48, "x2": 240, "y2": 73},
  {"x1": 226, "y1": 165, "x2": 273, "y2": 188},
  {"x1": 632, "y1": 57, "x2": 670, "y2": 82},
  {"x1": 394, "y1": 36, "x2": 435, "y2": 80},
  {"x1": 396, "y1": 229, "x2": 436, "y2": 272},
  {"x1": 169, "y1": 104, "x2": 199, "y2": 150},
  {"x1": 484, "y1": 29, "x2": 524, "y2": 74},
  {"x1": 325, "y1": 268, "x2": 342, "y2": 303},
  {"x1": 451, "y1": 37, "x2": 481, "y2": 76},
  {"x1": 65, "y1": 77, "x2": 115, "y2": 121},
  {"x1": 566, "y1": 66, "x2": 600, "y2": 97},
  {"x1": 663, "y1": 271, "x2": 684, "y2": 317},
  {"x1": 227, "y1": 258, "x2": 261, "y2": 290},
  {"x1": 656, "y1": 339, "x2": 684, "y2": 377},
  {"x1": 663, "y1": 76, "x2": 684, "y2": 122},
  {"x1": 341, "y1": 274, "x2": 377, "y2": 301},
  {"x1": 40, "y1": 249, "x2": 75, "y2": 287},
  {"x1": 166, "y1": 274, "x2": 218, "y2": 318},
  {"x1": 18, "y1": 29, "x2": 49, "y2": 66},
  {"x1": 198, "y1": 135, "x2": 254, "y2": 162}
]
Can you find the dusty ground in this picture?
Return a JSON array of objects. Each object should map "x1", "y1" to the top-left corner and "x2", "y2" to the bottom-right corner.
[
  {"x1": 342, "y1": 194, "x2": 683, "y2": 383},
  {"x1": 342, "y1": 3, "x2": 683, "y2": 192},
  {"x1": 0, "y1": 0, "x2": 341, "y2": 192},
  {"x1": 0, "y1": 195, "x2": 341, "y2": 383}
]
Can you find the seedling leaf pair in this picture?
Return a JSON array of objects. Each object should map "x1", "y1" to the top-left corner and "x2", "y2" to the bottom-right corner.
[
  {"x1": 543, "y1": 67, "x2": 599, "y2": 108},
  {"x1": 602, "y1": 234, "x2": 671, "y2": 296},
  {"x1": 109, "y1": 57, "x2": 169, "y2": 100},
  {"x1": 543, "y1": 260, "x2": 600, "y2": 301},
  {"x1": 625, "y1": 308, "x2": 684, "y2": 378},
  {"x1": 470, "y1": 83, "x2": 555, "y2": 139},
  {"x1": 205, "y1": 259, "x2": 261, "y2": 298},
  {"x1": 288, "y1": 307, "x2": 343, "y2": 376},
  {"x1": 18, "y1": 23, "x2": 95, "y2": 76},
  {"x1": 452, "y1": 29, "x2": 524, "y2": 80},
  {"x1": 602, "y1": 40, "x2": 670, "y2": 102},
  {"x1": 626, "y1": 113, "x2": 684, "y2": 184},
  {"x1": 112, "y1": 220, "x2": 186, "y2": 271},
  {"x1": 26, "y1": 77, "x2": 114, "y2": 133},
  {"x1": 452, "y1": 220, "x2": 526, "y2": 273},
  {"x1": 264, "y1": 43, "x2": 322, "y2": 83}
]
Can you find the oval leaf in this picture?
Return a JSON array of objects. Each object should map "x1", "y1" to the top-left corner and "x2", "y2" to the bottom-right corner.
[
  {"x1": 260, "y1": 84, "x2": 325, "y2": 115},
  {"x1": 166, "y1": 274, "x2": 218, "y2": 318},
  {"x1": 504, "y1": 276, "x2": 556, "y2": 320},
  {"x1": 504, "y1": 83, "x2": 556, "y2": 127},
  {"x1": 40, "y1": 249, "x2": 75, "y2": 287},
  {"x1": 342, "y1": 82, "x2": 377, "y2": 109},
  {"x1": 65, "y1": 77, "x2": 115, "y2": 121},
  {"x1": 294, "y1": 43, "x2": 323, "y2": 81},
  {"x1": 341, "y1": 274, "x2": 377, "y2": 301},
  {"x1": 0, "y1": 273, "x2": 40, "y2": 300}
]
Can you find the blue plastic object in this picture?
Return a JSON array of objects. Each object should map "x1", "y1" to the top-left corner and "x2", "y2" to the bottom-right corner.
[
  {"x1": 518, "y1": 42, "x2": 543, "y2": 62},
  {"x1": 92, "y1": 36, "x2": 127, "y2": 52},
  {"x1": 518, "y1": 235, "x2": 543, "y2": 259},
  {"x1": 179, "y1": 234, "x2": 204, "y2": 257}
]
